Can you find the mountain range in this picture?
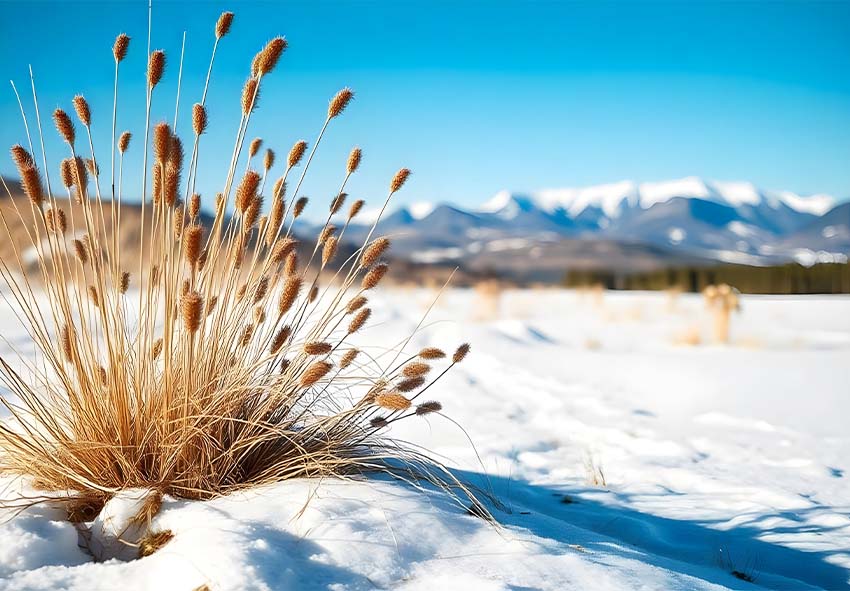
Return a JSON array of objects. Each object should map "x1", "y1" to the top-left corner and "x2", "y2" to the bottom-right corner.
[{"x1": 336, "y1": 177, "x2": 849, "y2": 281}]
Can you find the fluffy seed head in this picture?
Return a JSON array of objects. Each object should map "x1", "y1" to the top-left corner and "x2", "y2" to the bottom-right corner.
[
  {"x1": 361, "y1": 237, "x2": 390, "y2": 267},
  {"x1": 53, "y1": 109, "x2": 75, "y2": 145},
  {"x1": 59, "y1": 159, "x2": 74, "y2": 188},
  {"x1": 239, "y1": 324, "x2": 254, "y2": 347},
  {"x1": 361, "y1": 263, "x2": 388, "y2": 290},
  {"x1": 346, "y1": 295, "x2": 367, "y2": 313},
  {"x1": 293, "y1": 197, "x2": 308, "y2": 218},
  {"x1": 10, "y1": 144, "x2": 34, "y2": 168},
  {"x1": 348, "y1": 308, "x2": 371, "y2": 333},
  {"x1": 390, "y1": 168, "x2": 411, "y2": 193},
  {"x1": 192, "y1": 103, "x2": 207, "y2": 136},
  {"x1": 402, "y1": 362, "x2": 431, "y2": 378},
  {"x1": 269, "y1": 325, "x2": 291, "y2": 354},
  {"x1": 148, "y1": 50, "x2": 166, "y2": 88},
  {"x1": 309, "y1": 285, "x2": 318, "y2": 303},
  {"x1": 88, "y1": 285, "x2": 100, "y2": 308},
  {"x1": 151, "y1": 338, "x2": 163, "y2": 360},
  {"x1": 118, "y1": 131, "x2": 131, "y2": 153},
  {"x1": 318, "y1": 225, "x2": 336, "y2": 245},
  {"x1": 328, "y1": 87, "x2": 354, "y2": 119},
  {"x1": 415, "y1": 401, "x2": 442, "y2": 416},
  {"x1": 418, "y1": 347, "x2": 446, "y2": 359},
  {"x1": 153, "y1": 122, "x2": 171, "y2": 163},
  {"x1": 330, "y1": 192, "x2": 346, "y2": 215},
  {"x1": 271, "y1": 237, "x2": 297, "y2": 263},
  {"x1": 236, "y1": 170, "x2": 261, "y2": 213},
  {"x1": 73, "y1": 239, "x2": 88, "y2": 265},
  {"x1": 273, "y1": 177, "x2": 286, "y2": 199},
  {"x1": 206, "y1": 295, "x2": 218, "y2": 316},
  {"x1": 242, "y1": 78, "x2": 259, "y2": 115},
  {"x1": 183, "y1": 225, "x2": 203, "y2": 267},
  {"x1": 20, "y1": 165, "x2": 44, "y2": 207},
  {"x1": 189, "y1": 193, "x2": 201, "y2": 218},
  {"x1": 181, "y1": 291, "x2": 203, "y2": 333},
  {"x1": 453, "y1": 343, "x2": 471, "y2": 364},
  {"x1": 253, "y1": 276, "x2": 269, "y2": 304},
  {"x1": 249, "y1": 137, "x2": 262, "y2": 158},
  {"x1": 348, "y1": 199, "x2": 364, "y2": 220},
  {"x1": 73, "y1": 95, "x2": 91, "y2": 126},
  {"x1": 216, "y1": 11, "x2": 234, "y2": 39},
  {"x1": 300, "y1": 361, "x2": 333, "y2": 387},
  {"x1": 113, "y1": 33, "x2": 130, "y2": 62},
  {"x1": 340, "y1": 349, "x2": 358, "y2": 369},
  {"x1": 304, "y1": 341, "x2": 332, "y2": 355},
  {"x1": 287, "y1": 140, "x2": 307, "y2": 167},
  {"x1": 278, "y1": 276, "x2": 302, "y2": 315},
  {"x1": 243, "y1": 195, "x2": 262, "y2": 230},
  {"x1": 347, "y1": 147, "x2": 361, "y2": 174},
  {"x1": 85, "y1": 158, "x2": 99, "y2": 177},
  {"x1": 397, "y1": 376, "x2": 425, "y2": 393},
  {"x1": 284, "y1": 251, "x2": 298, "y2": 276},
  {"x1": 322, "y1": 236, "x2": 338, "y2": 267},
  {"x1": 254, "y1": 37, "x2": 287, "y2": 75},
  {"x1": 60, "y1": 325, "x2": 74, "y2": 361},
  {"x1": 375, "y1": 392, "x2": 411, "y2": 411},
  {"x1": 119, "y1": 271, "x2": 131, "y2": 294},
  {"x1": 45, "y1": 208, "x2": 67, "y2": 234},
  {"x1": 263, "y1": 148, "x2": 275, "y2": 171},
  {"x1": 370, "y1": 417, "x2": 388, "y2": 428}
]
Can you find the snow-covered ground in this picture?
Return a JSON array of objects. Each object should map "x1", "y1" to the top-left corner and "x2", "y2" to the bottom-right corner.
[{"x1": 1, "y1": 288, "x2": 849, "y2": 590}]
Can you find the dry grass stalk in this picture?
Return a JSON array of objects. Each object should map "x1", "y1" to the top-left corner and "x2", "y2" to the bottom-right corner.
[
  {"x1": 0, "y1": 10, "x2": 480, "y2": 520},
  {"x1": 702, "y1": 284, "x2": 740, "y2": 344}
]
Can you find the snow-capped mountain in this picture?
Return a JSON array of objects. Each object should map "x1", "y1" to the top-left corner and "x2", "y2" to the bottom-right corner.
[{"x1": 341, "y1": 177, "x2": 846, "y2": 268}]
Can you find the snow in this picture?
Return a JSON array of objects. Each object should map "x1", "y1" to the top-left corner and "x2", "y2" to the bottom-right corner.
[
  {"x1": 408, "y1": 202, "x2": 435, "y2": 220},
  {"x1": 535, "y1": 181, "x2": 637, "y2": 218},
  {"x1": 638, "y1": 177, "x2": 711, "y2": 209},
  {"x1": 2, "y1": 289, "x2": 850, "y2": 590},
  {"x1": 668, "y1": 227, "x2": 686, "y2": 244},
  {"x1": 773, "y1": 191, "x2": 835, "y2": 216},
  {"x1": 711, "y1": 181, "x2": 762, "y2": 207}
]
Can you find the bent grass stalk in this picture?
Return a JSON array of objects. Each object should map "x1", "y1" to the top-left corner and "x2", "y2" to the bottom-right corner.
[{"x1": 0, "y1": 10, "x2": 483, "y2": 518}]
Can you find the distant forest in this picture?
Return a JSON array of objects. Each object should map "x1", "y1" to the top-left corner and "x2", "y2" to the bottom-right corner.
[{"x1": 564, "y1": 262, "x2": 850, "y2": 294}]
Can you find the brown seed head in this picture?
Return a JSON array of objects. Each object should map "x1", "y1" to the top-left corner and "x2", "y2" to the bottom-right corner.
[
  {"x1": 348, "y1": 199, "x2": 365, "y2": 220},
  {"x1": 53, "y1": 108, "x2": 75, "y2": 145},
  {"x1": 293, "y1": 196, "x2": 308, "y2": 218},
  {"x1": 253, "y1": 276, "x2": 269, "y2": 304},
  {"x1": 318, "y1": 224, "x2": 336, "y2": 245},
  {"x1": 397, "y1": 376, "x2": 425, "y2": 393},
  {"x1": 118, "y1": 131, "x2": 131, "y2": 153},
  {"x1": 390, "y1": 168, "x2": 411, "y2": 193},
  {"x1": 60, "y1": 324, "x2": 75, "y2": 361},
  {"x1": 304, "y1": 341, "x2": 332, "y2": 356},
  {"x1": 236, "y1": 170, "x2": 261, "y2": 213},
  {"x1": 361, "y1": 263, "x2": 388, "y2": 290},
  {"x1": 375, "y1": 392, "x2": 411, "y2": 411},
  {"x1": 153, "y1": 122, "x2": 171, "y2": 163},
  {"x1": 113, "y1": 33, "x2": 130, "y2": 62},
  {"x1": 340, "y1": 349, "x2": 358, "y2": 369},
  {"x1": 181, "y1": 291, "x2": 203, "y2": 333},
  {"x1": 59, "y1": 158, "x2": 74, "y2": 188},
  {"x1": 362, "y1": 237, "x2": 390, "y2": 267},
  {"x1": 322, "y1": 236, "x2": 338, "y2": 267},
  {"x1": 73, "y1": 239, "x2": 88, "y2": 265},
  {"x1": 85, "y1": 158, "x2": 99, "y2": 177},
  {"x1": 370, "y1": 417, "x2": 389, "y2": 429},
  {"x1": 254, "y1": 36, "x2": 287, "y2": 75},
  {"x1": 249, "y1": 137, "x2": 262, "y2": 158},
  {"x1": 452, "y1": 343, "x2": 471, "y2": 363},
  {"x1": 151, "y1": 338, "x2": 163, "y2": 360},
  {"x1": 287, "y1": 140, "x2": 307, "y2": 168},
  {"x1": 328, "y1": 87, "x2": 354, "y2": 119},
  {"x1": 239, "y1": 324, "x2": 255, "y2": 347},
  {"x1": 330, "y1": 192, "x2": 346, "y2": 215},
  {"x1": 189, "y1": 193, "x2": 201, "y2": 218},
  {"x1": 347, "y1": 147, "x2": 362, "y2": 174},
  {"x1": 148, "y1": 50, "x2": 166, "y2": 88},
  {"x1": 269, "y1": 325, "x2": 291, "y2": 354},
  {"x1": 348, "y1": 308, "x2": 371, "y2": 334},
  {"x1": 88, "y1": 285, "x2": 100, "y2": 308},
  {"x1": 10, "y1": 144, "x2": 33, "y2": 168},
  {"x1": 206, "y1": 295, "x2": 218, "y2": 316},
  {"x1": 263, "y1": 148, "x2": 275, "y2": 171},
  {"x1": 278, "y1": 275, "x2": 302, "y2": 315},
  {"x1": 216, "y1": 11, "x2": 234, "y2": 39},
  {"x1": 282, "y1": 251, "x2": 298, "y2": 277},
  {"x1": 346, "y1": 295, "x2": 367, "y2": 313},
  {"x1": 309, "y1": 285, "x2": 318, "y2": 303},
  {"x1": 418, "y1": 347, "x2": 446, "y2": 360},
  {"x1": 183, "y1": 225, "x2": 203, "y2": 267},
  {"x1": 271, "y1": 237, "x2": 297, "y2": 263},
  {"x1": 20, "y1": 165, "x2": 44, "y2": 207},
  {"x1": 242, "y1": 77, "x2": 259, "y2": 115},
  {"x1": 300, "y1": 360, "x2": 333, "y2": 387},
  {"x1": 192, "y1": 103, "x2": 207, "y2": 136},
  {"x1": 415, "y1": 401, "x2": 443, "y2": 416},
  {"x1": 119, "y1": 271, "x2": 131, "y2": 294},
  {"x1": 273, "y1": 177, "x2": 286, "y2": 199},
  {"x1": 402, "y1": 361, "x2": 431, "y2": 378},
  {"x1": 72, "y1": 95, "x2": 91, "y2": 126},
  {"x1": 244, "y1": 195, "x2": 262, "y2": 230}
]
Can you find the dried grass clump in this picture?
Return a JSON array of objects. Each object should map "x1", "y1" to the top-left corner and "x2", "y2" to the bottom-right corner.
[
  {"x1": 702, "y1": 283, "x2": 741, "y2": 344},
  {"x1": 0, "y1": 9, "x2": 478, "y2": 514},
  {"x1": 472, "y1": 279, "x2": 502, "y2": 321}
]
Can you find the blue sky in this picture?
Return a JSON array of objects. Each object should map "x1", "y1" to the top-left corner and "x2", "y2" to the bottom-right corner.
[{"x1": 2, "y1": 0, "x2": 849, "y2": 213}]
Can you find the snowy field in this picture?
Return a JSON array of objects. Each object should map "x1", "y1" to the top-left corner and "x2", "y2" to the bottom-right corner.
[{"x1": 1, "y1": 288, "x2": 849, "y2": 590}]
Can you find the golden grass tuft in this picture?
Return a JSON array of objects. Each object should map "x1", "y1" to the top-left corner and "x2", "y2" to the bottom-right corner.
[
  {"x1": 0, "y1": 10, "x2": 480, "y2": 520},
  {"x1": 138, "y1": 529, "x2": 174, "y2": 558}
]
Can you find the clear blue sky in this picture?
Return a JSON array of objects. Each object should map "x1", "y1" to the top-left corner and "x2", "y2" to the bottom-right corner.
[{"x1": 2, "y1": 0, "x2": 849, "y2": 213}]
